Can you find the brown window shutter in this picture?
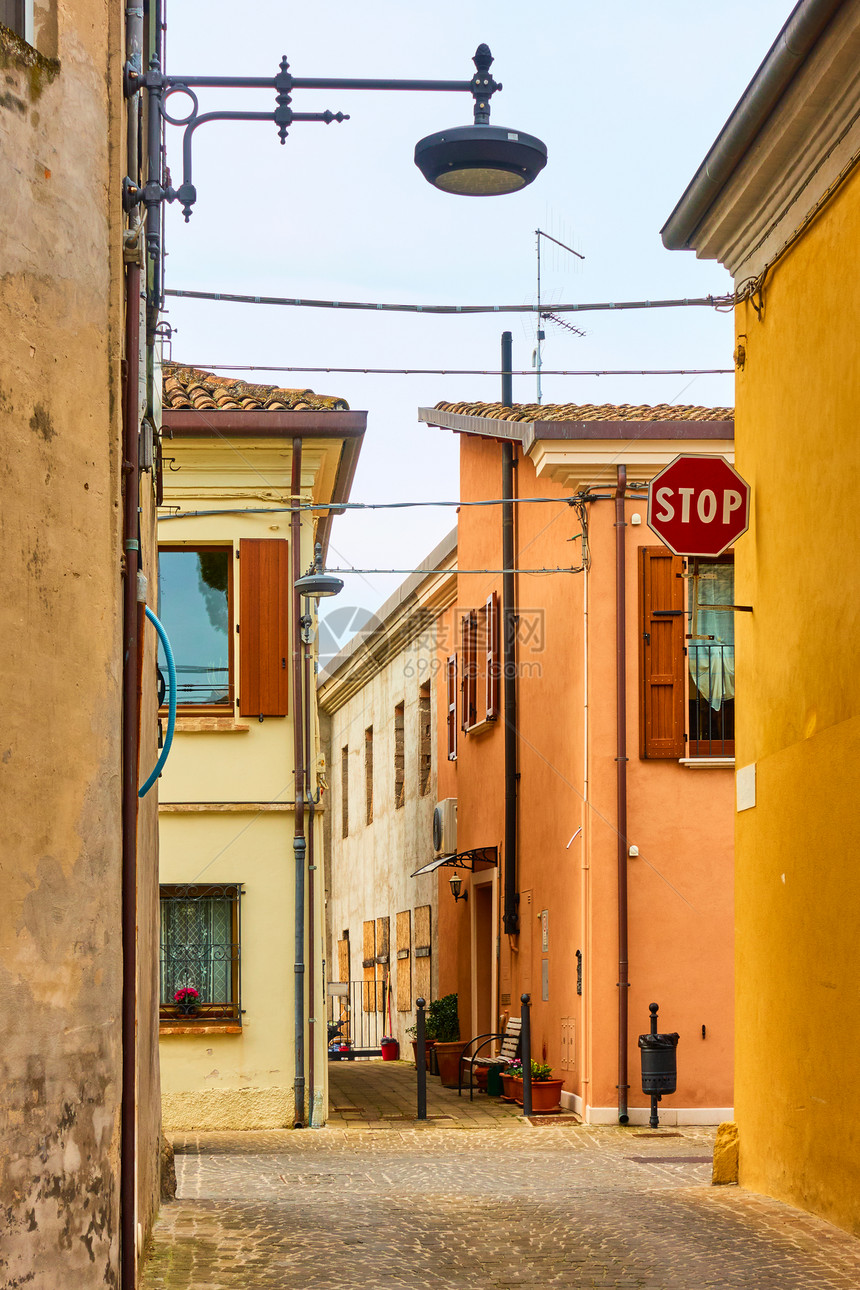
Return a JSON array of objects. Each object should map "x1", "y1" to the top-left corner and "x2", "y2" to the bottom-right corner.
[
  {"x1": 238, "y1": 538, "x2": 290, "y2": 717},
  {"x1": 447, "y1": 654, "x2": 457, "y2": 759},
  {"x1": 486, "y1": 591, "x2": 500, "y2": 719},
  {"x1": 639, "y1": 546, "x2": 685, "y2": 758}
]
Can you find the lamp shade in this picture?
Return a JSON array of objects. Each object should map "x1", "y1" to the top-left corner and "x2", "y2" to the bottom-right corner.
[
  {"x1": 294, "y1": 570, "x2": 344, "y2": 599},
  {"x1": 415, "y1": 124, "x2": 547, "y2": 195}
]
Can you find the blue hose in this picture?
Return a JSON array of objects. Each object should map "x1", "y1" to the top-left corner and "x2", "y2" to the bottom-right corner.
[{"x1": 139, "y1": 605, "x2": 177, "y2": 798}]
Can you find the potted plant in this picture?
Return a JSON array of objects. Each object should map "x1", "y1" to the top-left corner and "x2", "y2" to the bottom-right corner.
[
  {"x1": 500, "y1": 1059, "x2": 522, "y2": 1102},
  {"x1": 426, "y1": 994, "x2": 461, "y2": 1087},
  {"x1": 514, "y1": 1059, "x2": 565, "y2": 1113},
  {"x1": 406, "y1": 1021, "x2": 435, "y2": 1070},
  {"x1": 174, "y1": 986, "x2": 200, "y2": 1017}
]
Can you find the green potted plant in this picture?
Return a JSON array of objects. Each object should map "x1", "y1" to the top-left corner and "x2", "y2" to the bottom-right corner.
[
  {"x1": 426, "y1": 994, "x2": 461, "y2": 1087},
  {"x1": 513, "y1": 1059, "x2": 565, "y2": 1113}
]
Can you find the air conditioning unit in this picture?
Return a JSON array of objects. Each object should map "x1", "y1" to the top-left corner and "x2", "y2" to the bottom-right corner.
[{"x1": 433, "y1": 798, "x2": 457, "y2": 856}]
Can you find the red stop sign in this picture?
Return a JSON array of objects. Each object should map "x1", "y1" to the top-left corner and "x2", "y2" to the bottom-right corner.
[{"x1": 647, "y1": 454, "x2": 750, "y2": 557}]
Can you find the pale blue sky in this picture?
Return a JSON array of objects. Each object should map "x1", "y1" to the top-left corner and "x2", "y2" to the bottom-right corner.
[{"x1": 162, "y1": 1, "x2": 792, "y2": 623}]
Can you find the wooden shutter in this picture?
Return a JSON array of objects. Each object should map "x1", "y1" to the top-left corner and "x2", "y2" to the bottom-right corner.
[
  {"x1": 486, "y1": 591, "x2": 500, "y2": 720},
  {"x1": 446, "y1": 655, "x2": 457, "y2": 759},
  {"x1": 238, "y1": 539, "x2": 289, "y2": 716},
  {"x1": 461, "y1": 611, "x2": 477, "y2": 730},
  {"x1": 639, "y1": 547, "x2": 686, "y2": 758}
]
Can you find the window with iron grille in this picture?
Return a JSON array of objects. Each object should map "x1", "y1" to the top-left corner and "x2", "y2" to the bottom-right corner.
[{"x1": 159, "y1": 884, "x2": 241, "y2": 1022}]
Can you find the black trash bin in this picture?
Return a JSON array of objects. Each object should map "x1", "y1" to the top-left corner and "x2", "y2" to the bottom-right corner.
[{"x1": 638, "y1": 1031, "x2": 679, "y2": 1095}]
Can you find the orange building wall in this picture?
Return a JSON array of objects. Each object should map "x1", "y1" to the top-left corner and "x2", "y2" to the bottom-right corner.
[{"x1": 436, "y1": 432, "x2": 734, "y2": 1119}]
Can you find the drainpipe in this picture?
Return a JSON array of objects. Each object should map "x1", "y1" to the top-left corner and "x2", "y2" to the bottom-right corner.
[
  {"x1": 615, "y1": 465, "x2": 630, "y2": 1125},
  {"x1": 291, "y1": 441, "x2": 306, "y2": 1127},
  {"x1": 120, "y1": 5, "x2": 145, "y2": 1282},
  {"x1": 303, "y1": 596, "x2": 316, "y2": 1124},
  {"x1": 121, "y1": 255, "x2": 142, "y2": 1290},
  {"x1": 501, "y1": 332, "x2": 519, "y2": 935}
]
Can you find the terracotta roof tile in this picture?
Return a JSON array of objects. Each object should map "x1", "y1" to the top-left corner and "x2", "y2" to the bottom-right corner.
[
  {"x1": 163, "y1": 363, "x2": 350, "y2": 412},
  {"x1": 434, "y1": 400, "x2": 732, "y2": 422}
]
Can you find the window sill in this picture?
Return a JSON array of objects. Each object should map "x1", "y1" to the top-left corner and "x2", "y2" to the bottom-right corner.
[
  {"x1": 160, "y1": 1022, "x2": 242, "y2": 1035},
  {"x1": 678, "y1": 757, "x2": 735, "y2": 770},
  {"x1": 169, "y1": 716, "x2": 250, "y2": 734},
  {"x1": 464, "y1": 716, "x2": 498, "y2": 737}
]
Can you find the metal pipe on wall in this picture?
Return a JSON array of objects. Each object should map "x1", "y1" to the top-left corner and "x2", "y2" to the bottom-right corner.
[
  {"x1": 291, "y1": 441, "x2": 307, "y2": 1127},
  {"x1": 615, "y1": 464, "x2": 630, "y2": 1125},
  {"x1": 120, "y1": 254, "x2": 142, "y2": 1290},
  {"x1": 303, "y1": 597, "x2": 316, "y2": 1123},
  {"x1": 501, "y1": 332, "x2": 519, "y2": 935}
]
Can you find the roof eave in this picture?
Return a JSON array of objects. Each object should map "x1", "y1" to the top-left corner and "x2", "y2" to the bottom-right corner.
[{"x1": 661, "y1": 0, "x2": 846, "y2": 253}]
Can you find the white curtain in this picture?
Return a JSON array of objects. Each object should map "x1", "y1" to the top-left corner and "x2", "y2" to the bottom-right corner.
[{"x1": 688, "y1": 564, "x2": 734, "y2": 711}]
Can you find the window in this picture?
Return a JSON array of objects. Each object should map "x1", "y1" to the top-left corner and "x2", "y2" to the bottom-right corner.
[
  {"x1": 158, "y1": 539, "x2": 289, "y2": 716},
  {"x1": 418, "y1": 681, "x2": 432, "y2": 795},
  {"x1": 341, "y1": 745, "x2": 349, "y2": 838},
  {"x1": 446, "y1": 655, "x2": 458, "y2": 760},
  {"x1": 394, "y1": 702, "x2": 405, "y2": 809},
  {"x1": 460, "y1": 592, "x2": 500, "y2": 732},
  {"x1": 639, "y1": 547, "x2": 735, "y2": 759},
  {"x1": 365, "y1": 727, "x2": 374, "y2": 825},
  {"x1": 1, "y1": 0, "x2": 33, "y2": 43},
  {"x1": 687, "y1": 558, "x2": 735, "y2": 756},
  {"x1": 159, "y1": 884, "x2": 241, "y2": 1022},
  {"x1": 159, "y1": 546, "x2": 233, "y2": 708}
]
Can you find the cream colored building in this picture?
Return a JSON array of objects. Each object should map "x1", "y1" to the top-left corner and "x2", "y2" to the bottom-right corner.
[
  {"x1": 319, "y1": 531, "x2": 456, "y2": 1057},
  {"x1": 156, "y1": 364, "x2": 365, "y2": 1130}
]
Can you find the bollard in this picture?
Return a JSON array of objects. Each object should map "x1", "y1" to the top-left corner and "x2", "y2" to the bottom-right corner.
[
  {"x1": 416, "y1": 997, "x2": 427, "y2": 1121},
  {"x1": 520, "y1": 993, "x2": 532, "y2": 1118}
]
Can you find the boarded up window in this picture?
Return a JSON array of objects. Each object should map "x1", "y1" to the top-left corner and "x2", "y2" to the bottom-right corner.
[
  {"x1": 639, "y1": 547, "x2": 686, "y2": 759},
  {"x1": 394, "y1": 702, "x2": 405, "y2": 809},
  {"x1": 376, "y1": 916, "x2": 390, "y2": 1019},
  {"x1": 418, "y1": 681, "x2": 432, "y2": 796},
  {"x1": 396, "y1": 910, "x2": 412, "y2": 1011},
  {"x1": 365, "y1": 727, "x2": 374, "y2": 825},
  {"x1": 413, "y1": 904, "x2": 432, "y2": 1004},
  {"x1": 446, "y1": 655, "x2": 457, "y2": 760},
  {"x1": 337, "y1": 934, "x2": 350, "y2": 984},
  {"x1": 238, "y1": 538, "x2": 289, "y2": 717},
  {"x1": 341, "y1": 746, "x2": 349, "y2": 839},
  {"x1": 362, "y1": 920, "x2": 376, "y2": 1012}
]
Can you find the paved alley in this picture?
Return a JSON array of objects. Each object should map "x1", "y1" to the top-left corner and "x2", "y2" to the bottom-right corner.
[{"x1": 141, "y1": 1061, "x2": 860, "y2": 1290}]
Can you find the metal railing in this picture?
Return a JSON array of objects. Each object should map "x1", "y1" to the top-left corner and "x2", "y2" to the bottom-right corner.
[
  {"x1": 688, "y1": 643, "x2": 735, "y2": 756},
  {"x1": 327, "y1": 979, "x2": 386, "y2": 1055}
]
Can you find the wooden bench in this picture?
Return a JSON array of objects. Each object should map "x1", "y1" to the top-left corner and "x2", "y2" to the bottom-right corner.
[{"x1": 457, "y1": 1016, "x2": 522, "y2": 1100}]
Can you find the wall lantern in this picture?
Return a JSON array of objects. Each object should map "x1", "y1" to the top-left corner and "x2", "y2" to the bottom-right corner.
[
  {"x1": 449, "y1": 873, "x2": 468, "y2": 903},
  {"x1": 295, "y1": 543, "x2": 344, "y2": 600},
  {"x1": 123, "y1": 42, "x2": 547, "y2": 303}
]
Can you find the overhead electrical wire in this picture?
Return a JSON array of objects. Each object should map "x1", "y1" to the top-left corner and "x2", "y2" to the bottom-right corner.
[
  {"x1": 165, "y1": 287, "x2": 734, "y2": 315},
  {"x1": 170, "y1": 364, "x2": 733, "y2": 377},
  {"x1": 157, "y1": 493, "x2": 647, "y2": 522}
]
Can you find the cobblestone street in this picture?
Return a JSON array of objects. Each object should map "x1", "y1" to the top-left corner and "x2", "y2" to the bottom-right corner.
[{"x1": 141, "y1": 1062, "x2": 860, "y2": 1289}]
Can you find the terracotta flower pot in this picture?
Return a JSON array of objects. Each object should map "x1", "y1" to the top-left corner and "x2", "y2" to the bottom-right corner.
[
  {"x1": 432, "y1": 1040, "x2": 464, "y2": 1088},
  {"x1": 500, "y1": 1073, "x2": 519, "y2": 1102},
  {"x1": 410, "y1": 1038, "x2": 436, "y2": 1070},
  {"x1": 515, "y1": 1078, "x2": 565, "y2": 1113}
]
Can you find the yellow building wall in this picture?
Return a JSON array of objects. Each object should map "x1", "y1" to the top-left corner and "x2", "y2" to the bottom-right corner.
[
  {"x1": 733, "y1": 163, "x2": 860, "y2": 1233},
  {"x1": 158, "y1": 452, "x2": 330, "y2": 1129}
]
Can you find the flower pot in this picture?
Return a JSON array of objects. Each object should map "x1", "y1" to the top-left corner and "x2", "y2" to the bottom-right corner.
[
  {"x1": 380, "y1": 1037, "x2": 400, "y2": 1062},
  {"x1": 500, "y1": 1073, "x2": 519, "y2": 1102},
  {"x1": 410, "y1": 1039, "x2": 436, "y2": 1070},
  {"x1": 432, "y1": 1040, "x2": 463, "y2": 1088},
  {"x1": 515, "y1": 1078, "x2": 565, "y2": 1113}
]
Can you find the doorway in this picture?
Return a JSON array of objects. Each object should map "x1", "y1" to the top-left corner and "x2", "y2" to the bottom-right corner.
[{"x1": 472, "y1": 875, "x2": 495, "y2": 1042}]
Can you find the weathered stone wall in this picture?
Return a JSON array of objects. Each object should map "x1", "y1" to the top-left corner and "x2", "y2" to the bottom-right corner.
[{"x1": 0, "y1": 6, "x2": 161, "y2": 1285}]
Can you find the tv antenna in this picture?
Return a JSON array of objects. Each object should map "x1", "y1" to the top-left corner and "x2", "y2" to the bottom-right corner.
[{"x1": 535, "y1": 228, "x2": 585, "y2": 402}]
